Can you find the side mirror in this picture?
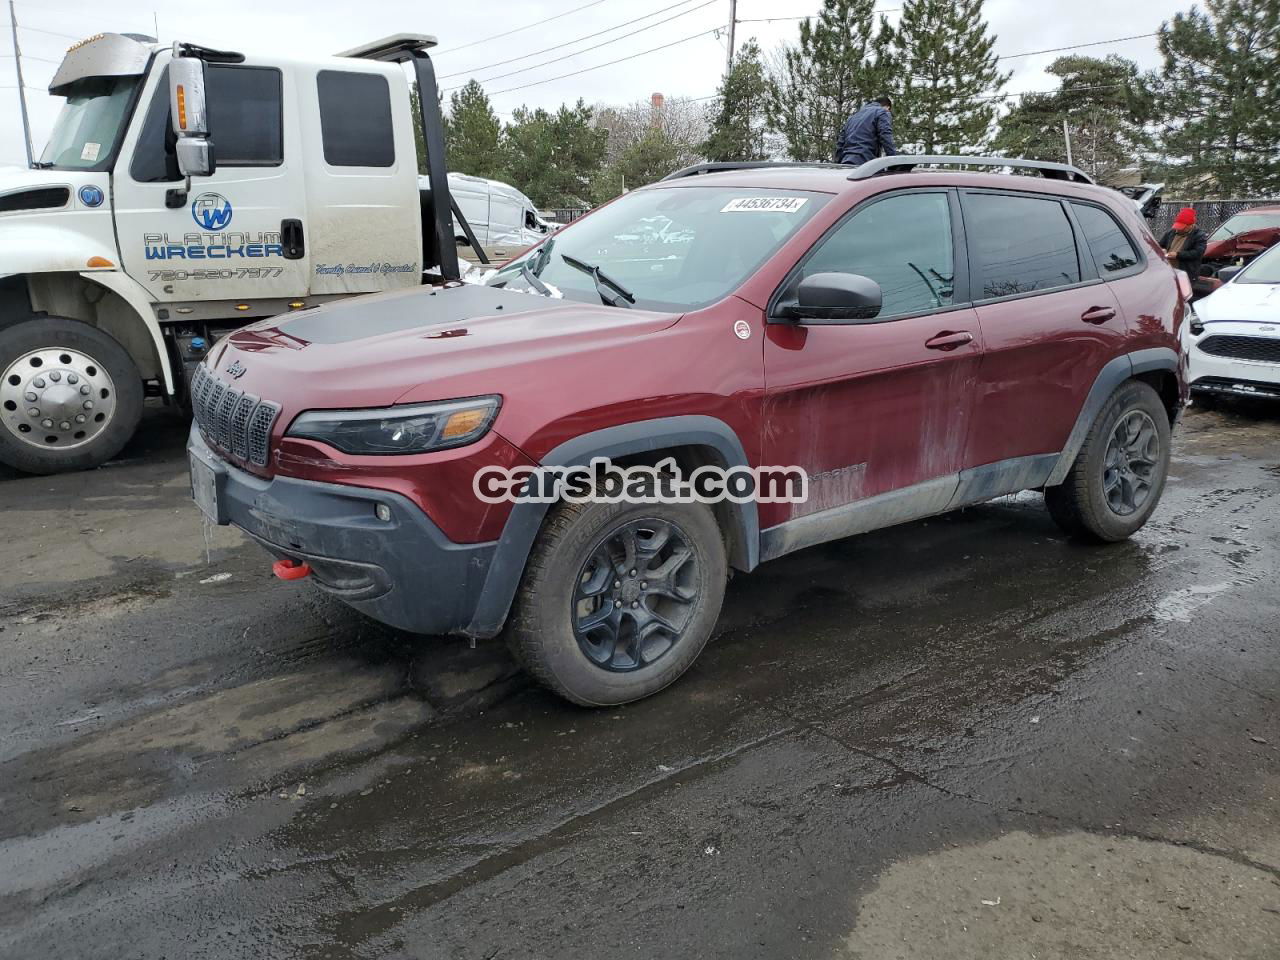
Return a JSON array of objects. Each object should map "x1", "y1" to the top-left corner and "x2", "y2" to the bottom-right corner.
[
  {"x1": 782, "y1": 272, "x2": 883, "y2": 324},
  {"x1": 1217, "y1": 265, "x2": 1243, "y2": 284},
  {"x1": 169, "y1": 53, "x2": 215, "y2": 179}
]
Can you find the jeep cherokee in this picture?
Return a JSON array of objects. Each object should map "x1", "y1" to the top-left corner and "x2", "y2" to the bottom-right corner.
[{"x1": 188, "y1": 156, "x2": 1187, "y2": 706}]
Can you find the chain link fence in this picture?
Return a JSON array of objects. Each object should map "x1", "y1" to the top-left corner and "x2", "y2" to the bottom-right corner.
[{"x1": 1150, "y1": 199, "x2": 1277, "y2": 237}]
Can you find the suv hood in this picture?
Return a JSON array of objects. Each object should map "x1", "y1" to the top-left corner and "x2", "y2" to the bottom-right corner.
[{"x1": 218, "y1": 283, "x2": 681, "y2": 410}]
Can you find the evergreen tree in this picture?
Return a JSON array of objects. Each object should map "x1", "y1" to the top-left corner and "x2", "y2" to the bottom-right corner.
[
  {"x1": 889, "y1": 0, "x2": 1009, "y2": 153},
  {"x1": 591, "y1": 130, "x2": 683, "y2": 203},
  {"x1": 992, "y1": 55, "x2": 1154, "y2": 183},
  {"x1": 445, "y1": 80, "x2": 505, "y2": 180},
  {"x1": 1149, "y1": 0, "x2": 1280, "y2": 196},
  {"x1": 766, "y1": 0, "x2": 893, "y2": 161},
  {"x1": 503, "y1": 101, "x2": 607, "y2": 207},
  {"x1": 702, "y1": 40, "x2": 771, "y2": 162}
]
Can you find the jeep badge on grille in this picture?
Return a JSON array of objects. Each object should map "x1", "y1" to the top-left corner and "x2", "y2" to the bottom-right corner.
[{"x1": 226, "y1": 360, "x2": 247, "y2": 379}]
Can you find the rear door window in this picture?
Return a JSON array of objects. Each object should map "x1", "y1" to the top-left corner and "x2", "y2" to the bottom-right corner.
[
  {"x1": 1072, "y1": 203, "x2": 1141, "y2": 275},
  {"x1": 964, "y1": 193, "x2": 1081, "y2": 299},
  {"x1": 316, "y1": 71, "x2": 395, "y2": 167}
]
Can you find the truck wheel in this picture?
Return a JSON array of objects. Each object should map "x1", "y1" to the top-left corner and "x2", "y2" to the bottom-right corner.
[
  {"x1": 1045, "y1": 380, "x2": 1171, "y2": 543},
  {"x1": 506, "y1": 499, "x2": 727, "y2": 706},
  {"x1": 0, "y1": 317, "x2": 143, "y2": 475}
]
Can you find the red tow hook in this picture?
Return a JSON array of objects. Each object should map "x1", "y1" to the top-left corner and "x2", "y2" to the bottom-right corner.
[{"x1": 272, "y1": 557, "x2": 311, "y2": 581}]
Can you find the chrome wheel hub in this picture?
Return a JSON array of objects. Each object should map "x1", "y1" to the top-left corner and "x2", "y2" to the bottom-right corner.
[{"x1": 1, "y1": 348, "x2": 115, "y2": 450}]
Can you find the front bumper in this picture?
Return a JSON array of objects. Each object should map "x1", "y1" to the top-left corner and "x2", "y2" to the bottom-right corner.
[
  {"x1": 1188, "y1": 343, "x2": 1280, "y2": 402},
  {"x1": 187, "y1": 425, "x2": 497, "y2": 635}
]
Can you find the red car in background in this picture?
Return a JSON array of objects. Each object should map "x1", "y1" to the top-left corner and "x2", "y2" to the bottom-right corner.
[{"x1": 1203, "y1": 205, "x2": 1280, "y2": 271}]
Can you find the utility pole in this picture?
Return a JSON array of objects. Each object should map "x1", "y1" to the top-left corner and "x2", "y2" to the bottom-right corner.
[
  {"x1": 8, "y1": 0, "x2": 34, "y2": 167},
  {"x1": 724, "y1": 0, "x2": 737, "y2": 77},
  {"x1": 1062, "y1": 118, "x2": 1072, "y2": 167}
]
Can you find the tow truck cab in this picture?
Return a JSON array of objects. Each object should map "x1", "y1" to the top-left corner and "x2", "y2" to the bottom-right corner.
[{"x1": 0, "y1": 31, "x2": 484, "y2": 475}]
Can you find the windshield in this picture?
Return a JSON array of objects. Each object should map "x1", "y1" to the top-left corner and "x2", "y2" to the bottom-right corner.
[
  {"x1": 1236, "y1": 243, "x2": 1280, "y2": 284},
  {"x1": 1208, "y1": 212, "x2": 1280, "y2": 243},
  {"x1": 39, "y1": 76, "x2": 139, "y2": 169},
  {"x1": 487, "y1": 186, "x2": 829, "y2": 311}
]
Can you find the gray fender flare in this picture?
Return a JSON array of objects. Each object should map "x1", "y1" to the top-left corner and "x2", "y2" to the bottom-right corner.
[
  {"x1": 1045, "y1": 347, "x2": 1179, "y2": 487},
  {"x1": 464, "y1": 415, "x2": 758, "y2": 638}
]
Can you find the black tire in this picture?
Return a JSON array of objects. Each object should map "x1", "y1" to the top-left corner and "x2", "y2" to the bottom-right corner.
[
  {"x1": 0, "y1": 317, "x2": 143, "y2": 475},
  {"x1": 506, "y1": 498, "x2": 728, "y2": 706},
  {"x1": 1045, "y1": 380, "x2": 1171, "y2": 543}
]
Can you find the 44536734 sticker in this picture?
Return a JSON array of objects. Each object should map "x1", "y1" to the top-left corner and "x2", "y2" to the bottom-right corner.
[{"x1": 148, "y1": 267, "x2": 284, "y2": 282}]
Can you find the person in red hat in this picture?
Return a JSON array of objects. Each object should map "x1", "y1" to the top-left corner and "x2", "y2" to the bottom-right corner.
[{"x1": 1159, "y1": 207, "x2": 1208, "y2": 279}]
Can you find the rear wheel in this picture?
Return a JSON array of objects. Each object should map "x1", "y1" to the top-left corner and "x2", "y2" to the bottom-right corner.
[
  {"x1": 0, "y1": 317, "x2": 142, "y2": 475},
  {"x1": 1045, "y1": 380, "x2": 1171, "y2": 542},
  {"x1": 506, "y1": 498, "x2": 727, "y2": 706}
]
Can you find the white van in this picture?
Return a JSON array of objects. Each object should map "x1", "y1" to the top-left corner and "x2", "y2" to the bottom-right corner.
[{"x1": 424, "y1": 173, "x2": 553, "y2": 264}]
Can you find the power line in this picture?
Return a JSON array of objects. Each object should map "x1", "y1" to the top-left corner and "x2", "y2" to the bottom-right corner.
[
  {"x1": 435, "y1": 0, "x2": 615, "y2": 56},
  {"x1": 0, "y1": 50, "x2": 58, "y2": 63},
  {"x1": 440, "y1": 0, "x2": 703, "y2": 79},
  {"x1": 1001, "y1": 32, "x2": 1158, "y2": 60},
  {"x1": 488, "y1": 24, "x2": 724, "y2": 96},
  {"x1": 738, "y1": 10, "x2": 900, "y2": 23},
  {"x1": 445, "y1": 0, "x2": 719, "y2": 92},
  {"x1": 16, "y1": 22, "x2": 82, "y2": 40}
]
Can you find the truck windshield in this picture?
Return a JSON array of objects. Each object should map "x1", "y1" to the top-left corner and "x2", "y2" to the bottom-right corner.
[
  {"x1": 39, "y1": 76, "x2": 139, "y2": 170},
  {"x1": 487, "y1": 186, "x2": 829, "y2": 311}
]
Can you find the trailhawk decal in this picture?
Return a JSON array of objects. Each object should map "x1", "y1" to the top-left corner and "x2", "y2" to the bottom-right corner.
[{"x1": 721, "y1": 196, "x2": 809, "y2": 213}]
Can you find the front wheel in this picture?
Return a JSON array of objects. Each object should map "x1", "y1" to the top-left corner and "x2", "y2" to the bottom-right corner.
[
  {"x1": 506, "y1": 499, "x2": 728, "y2": 706},
  {"x1": 1045, "y1": 380, "x2": 1172, "y2": 542},
  {"x1": 0, "y1": 317, "x2": 143, "y2": 475}
]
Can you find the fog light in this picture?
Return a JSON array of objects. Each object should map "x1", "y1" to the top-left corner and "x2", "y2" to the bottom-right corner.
[{"x1": 375, "y1": 503, "x2": 392, "y2": 522}]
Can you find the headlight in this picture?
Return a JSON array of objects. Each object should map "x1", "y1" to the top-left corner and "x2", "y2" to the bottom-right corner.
[{"x1": 285, "y1": 396, "x2": 500, "y2": 455}]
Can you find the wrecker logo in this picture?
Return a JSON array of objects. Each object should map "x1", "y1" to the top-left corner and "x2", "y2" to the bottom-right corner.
[{"x1": 192, "y1": 192, "x2": 233, "y2": 230}]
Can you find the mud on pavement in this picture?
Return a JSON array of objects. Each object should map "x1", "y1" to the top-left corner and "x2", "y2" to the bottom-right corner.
[{"x1": 1, "y1": 401, "x2": 1279, "y2": 959}]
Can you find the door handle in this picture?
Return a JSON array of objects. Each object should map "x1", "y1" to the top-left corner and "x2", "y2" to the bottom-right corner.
[
  {"x1": 280, "y1": 219, "x2": 305, "y2": 260},
  {"x1": 1081, "y1": 306, "x2": 1116, "y2": 324},
  {"x1": 925, "y1": 330, "x2": 974, "y2": 351}
]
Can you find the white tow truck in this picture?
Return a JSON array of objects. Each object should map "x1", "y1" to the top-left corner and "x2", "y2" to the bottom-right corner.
[{"x1": 0, "y1": 31, "x2": 549, "y2": 474}]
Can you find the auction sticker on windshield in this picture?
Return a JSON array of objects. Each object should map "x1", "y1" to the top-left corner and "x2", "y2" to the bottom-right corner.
[{"x1": 721, "y1": 197, "x2": 809, "y2": 213}]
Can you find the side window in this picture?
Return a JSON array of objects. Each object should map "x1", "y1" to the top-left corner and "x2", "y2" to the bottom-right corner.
[
  {"x1": 206, "y1": 66, "x2": 283, "y2": 165},
  {"x1": 131, "y1": 68, "x2": 179, "y2": 182},
  {"x1": 1072, "y1": 203, "x2": 1140, "y2": 275},
  {"x1": 966, "y1": 193, "x2": 1080, "y2": 299},
  {"x1": 130, "y1": 65, "x2": 282, "y2": 181},
  {"x1": 317, "y1": 71, "x2": 395, "y2": 167},
  {"x1": 800, "y1": 192, "x2": 955, "y2": 319}
]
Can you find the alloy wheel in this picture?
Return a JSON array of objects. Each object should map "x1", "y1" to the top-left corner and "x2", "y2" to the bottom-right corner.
[{"x1": 1103, "y1": 409, "x2": 1159, "y2": 516}]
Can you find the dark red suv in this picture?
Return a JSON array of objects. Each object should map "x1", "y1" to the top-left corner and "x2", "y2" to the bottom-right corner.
[{"x1": 188, "y1": 157, "x2": 1187, "y2": 706}]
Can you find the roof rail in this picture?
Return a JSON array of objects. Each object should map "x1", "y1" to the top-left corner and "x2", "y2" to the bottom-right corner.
[
  {"x1": 849, "y1": 155, "x2": 1095, "y2": 184},
  {"x1": 662, "y1": 161, "x2": 848, "y2": 181}
]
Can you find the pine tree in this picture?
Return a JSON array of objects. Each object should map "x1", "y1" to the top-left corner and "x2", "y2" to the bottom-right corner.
[
  {"x1": 1150, "y1": 0, "x2": 1280, "y2": 196},
  {"x1": 889, "y1": 0, "x2": 1009, "y2": 153},
  {"x1": 702, "y1": 40, "x2": 771, "y2": 162},
  {"x1": 444, "y1": 80, "x2": 505, "y2": 180},
  {"x1": 992, "y1": 55, "x2": 1154, "y2": 183},
  {"x1": 502, "y1": 101, "x2": 607, "y2": 207},
  {"x1": 766, "y1": 0, "x2": 893, "y2": 161}
]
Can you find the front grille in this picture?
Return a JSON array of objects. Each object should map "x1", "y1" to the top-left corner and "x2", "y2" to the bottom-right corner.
[
  {"x1": 1198, "y1": 334, "x2": 1280, "y2": 364},
  {"x1": 189, "y1": 364, "x2": 280, "y2": 466}
]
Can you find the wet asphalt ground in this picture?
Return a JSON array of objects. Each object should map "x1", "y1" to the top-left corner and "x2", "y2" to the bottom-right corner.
[{"x1": 1, "y1": 401, "x2": 1278, "y2": 959}]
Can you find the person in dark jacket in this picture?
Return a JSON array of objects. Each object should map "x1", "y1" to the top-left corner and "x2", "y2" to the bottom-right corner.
[
  {"x1": 834, "y1": 96, "x2": 897, "y2": 166},
  {"x1": 1160, "y1": 207, "x2": 1208, "y2": 279}
]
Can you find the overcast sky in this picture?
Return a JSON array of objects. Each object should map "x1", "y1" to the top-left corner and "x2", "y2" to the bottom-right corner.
[{"x1": 2, "y1": 0, "x2": 1178, "y2": 168}]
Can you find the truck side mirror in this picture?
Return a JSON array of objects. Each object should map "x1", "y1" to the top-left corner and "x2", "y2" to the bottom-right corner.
[{"x1": 169, "y1": 53, "x2": 215, "y2": 179}]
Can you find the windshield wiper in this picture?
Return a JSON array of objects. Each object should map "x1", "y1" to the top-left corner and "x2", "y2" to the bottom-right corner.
[
  {"x1": 519, "y1": 259, "x2": 553, "y2": 297},
  {"x1": 561, "y1": 253, "x2": 635, "y2": 308},
  {"x1": 30, "y1": 161, "x2": 53, "y2": 169}
]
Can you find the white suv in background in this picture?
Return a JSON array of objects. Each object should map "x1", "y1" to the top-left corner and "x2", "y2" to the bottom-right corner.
[{"x1": 1188, "y1": 243, "x2": 1280, "y2": 404}]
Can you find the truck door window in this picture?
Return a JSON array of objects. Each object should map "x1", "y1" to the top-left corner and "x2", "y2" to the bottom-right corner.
[
  {"x1": 316, "y1": 71, "x2": 395, "y2": 168},
  {"x1": 131, "y1": 64, "x2": 283, "y2": 182},
  {"x1": 965, "y1": 193, "x2": 1081, "y2": 300},
  {"x1": 799, "y1": 192, "x2": 955, "y2": 319}
]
